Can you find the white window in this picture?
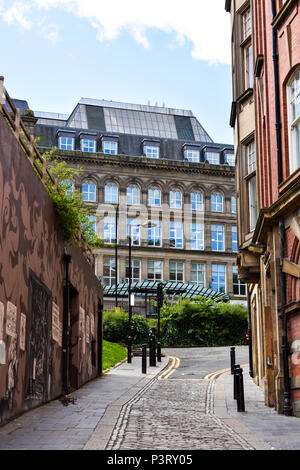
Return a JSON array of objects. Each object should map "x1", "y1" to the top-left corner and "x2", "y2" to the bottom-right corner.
[
  {"x1": 103, "y1": 257, "x2": 116, "y2": 286},
  {"x1": 191, "y1": 191, "x2": 203, "y2": 211},
  {"x1": 105, "y1": 183, "x2": 118, "y2": 204},
  {"x1": 225, "y1": 153, "x2": 235, "y2": 166},
  {"x1": 211, "y1": 225, "x2": 225, "y2": 252},
  {"x1": 104, "y1": 216, "x2": 116, "y2": 244},
  {"x1": 244, "y1": 42, "x2": 253, "y2": 89},
  {"x1": 81, "y1": 139, "x2": 96, "y2": 153},
  {"x1": 170, "y1": 221, "x2": 183, "y2": 249},
  {"x1": 191, "y1": 263, "x2": 205, "y2": 287},
  {"x1": 126, "y1": 259, "x2": 141, "y2": 283},
  {"x1": 148, "y1": 220, "x2": 161, "y2": 247},
  {"x1": 232, "y1": 226, "x2": 238, "y2": 252},
  {"x1": 248, "y1": 176, "x2": 257, "y2": 231},
  {"x1": 242, "y1": 8, "x2": 252, "y2": 40},
  {"x1": 184, "y1": 149, "x2": 200, "y2": 163},
  {"x1": 247, "y1": 141, "x2": 256, "y2": 173},
  {"x1": 145, "y1": 146, "x2": 159, "y2": 159},
  {"x1": 211, "y1": 192, "x2": 223, "y2": 212},
  {"x1": 127, "y1": 185, "x2": 140, "y2": 205},
  {"x1": 82, "y1": 181, "x2": 96, "y2": 202},
  {"x1": 233, "y1": 266, "x2": 247, "y2": 296},
  {"x1": 206, "y1": 152, "x2": 220, "y2": 165},
  {"x1": 287, "y1": 68, "x2": 300, "y2": 174},
  {"x1": 127, "y1": 219, "x2": 141, "y2": 246},
  {"x1": 59, "y1": 136, "x2": 74, "y2": 151},
  {"x1": 148, "y1": 260, "x2": 163, "y2": 281},
  {"x1": 169, "y1": 262, "x2": 184, "y2": 282},
  {"x1": 148, "y1": 187, "x2": 161, "y2": 207},
  {"x1": 231, "y1": 196, "x2": 237, "y2": 214},
  {"x1": 170, "y1": 189, "x2": 182, "y2": 209},
  {"x1": 212, "y1": 264, "x2": 226, "y2": 293},
  {"x1": 191, "y1": 223, "x2": 204, "y2": 250},
  {"x1": 103, "y1": 140, "x2": 118, "y2": 155}
]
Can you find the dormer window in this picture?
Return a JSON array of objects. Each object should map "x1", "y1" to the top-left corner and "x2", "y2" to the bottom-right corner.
[
  {"x1": 143, "y1": 140, "x2": 160, "y2": 159},
  {"x1": 205, "y1": 152, "x2": 220, "y2": 165},
  {"x1": 103, "y1": 140, "x2": 118, "y2": 155},
  {"x1": 183, "y1": 144, "x2": 200, "y2": 163},
  {"x1": 57, "y1": 130, "x2": 76, "y2": 151},
  {"x1": 225, "y1": 152, "x2": 235, "y2": 166},
  {"x1": 80, "y1": 133, "x2": 97, "y2": 153}
]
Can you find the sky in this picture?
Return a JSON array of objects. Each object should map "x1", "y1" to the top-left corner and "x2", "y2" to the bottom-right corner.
[{"x1": 0, "y1": 0, "x2": 234, "y2": 144}]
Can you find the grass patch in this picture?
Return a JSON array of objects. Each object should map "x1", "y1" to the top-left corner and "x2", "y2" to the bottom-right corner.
[{"x1": 102, "y1": 339, "x2": 127, "y2": 371}]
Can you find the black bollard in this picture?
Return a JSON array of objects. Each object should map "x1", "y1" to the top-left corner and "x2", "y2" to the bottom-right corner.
[
  {"x1": 233, "y1": 364, "x2": 240, "y2": 400},
  {"x1": 157, "y1": 342, "x2": 162, "y2": 362},
  {"x1": 142, "y1": 344, "x2": 147, "y2": 374},
  {"x1": 230, "y1": 347, "x2": 236, "y2": 375},
  {"x1": 236, "y1": 368, "x2": 245, "y2": 412},
  {"x1": 151, "y1": 332, "x2": 156, "y2": 367},
  {"x1": 128, "y1": 336, "x2": 132, "y2": 364},
  {"x1": 149, "y1": 330, "x2": 154, "y2": 366}
]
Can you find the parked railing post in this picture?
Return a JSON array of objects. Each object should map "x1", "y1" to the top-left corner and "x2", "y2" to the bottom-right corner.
[
  {"x1": 149, "y1": 329, "x2": 154, "y2": 366},
  {"x1": 233, "y1": 364, "x2": 240, "y2": 400},
  {"x1": 236, "y1": 368, "x2": 245, "y2": 412},
  {"x1": 142, "y1": 344, "x2": 147, "y2": 374},
  {"x1": 230, "y1": 347, "x2": 236, "y2": 375}
]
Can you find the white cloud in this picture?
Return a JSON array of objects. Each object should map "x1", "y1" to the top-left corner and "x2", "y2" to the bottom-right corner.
[
  {"x1": 0, "y1": 0, "x2": 231, "y2": 64},
  {"x1": 1, "y1": 2, "x2": 32, "y2": 29}
]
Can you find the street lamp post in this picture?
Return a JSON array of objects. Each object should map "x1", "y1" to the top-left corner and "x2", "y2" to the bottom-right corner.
[
  {"x1": 127, "y1": 220, "x2": 157, "y2": 363},
  {"x1": 115, "y1": 204, "x2": 119, "y2": 310}
]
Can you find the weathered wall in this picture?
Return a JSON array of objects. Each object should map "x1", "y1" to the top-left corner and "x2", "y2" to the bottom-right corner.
[{"x1": 0, "y1": 113, "x2": 102, "y2": 424}]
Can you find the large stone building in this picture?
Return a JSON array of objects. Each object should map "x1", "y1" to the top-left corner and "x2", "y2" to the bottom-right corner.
[
  {"x1": 30, "y1": 97, "x2": 245, "y2": 311},
  {"x1": 226, "y1": 0, "x2": 300, "y2": 415}
]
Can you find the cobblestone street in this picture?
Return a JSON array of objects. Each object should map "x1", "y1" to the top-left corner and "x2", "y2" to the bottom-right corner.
[{"x1": 107, "y1": 376, "x2": 253, "y2": 450}]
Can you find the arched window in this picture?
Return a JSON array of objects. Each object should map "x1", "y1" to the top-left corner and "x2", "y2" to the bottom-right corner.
[
  {"x1": 287, "y1": 68, "x2": 300, "y2": 174},
  {"x1": 170, "y1": 188, "x2": 182, "y2": 209},
  {"x1": 82, "y1": 181, "x2": 96, "y2": 202},
  {"x1": 148, "y1": 187, "x2": 161, "y2": 207},
  {"x1": 211, "y1": 192, "x2": 223, "y2": 212},
  {"x1": 127, "y1": 184, "x2": 140, "y2": 205},
  {"x1": 191, "y1": 191, "x2": 203, "y2": 211},
  {"x1": 105, "y1": 183, "x2": 118, "y2": 204},
  {"x1": 231, "y1": 195, "x2": 237, "y2": 214}
]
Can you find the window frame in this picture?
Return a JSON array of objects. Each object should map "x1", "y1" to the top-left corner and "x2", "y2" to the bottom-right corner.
[
  {"x1": 169, "y1": 261, "x2": 184, "y2": 283},
  {"x1": 103, "y1": 257, "x2": 117, "y2": 286},
  {"x1": 144, "y1": 145, "x2": 160, "y2": 159},
  {"x1": 212, "y1": 264, "x2": 226, "y2": 293},
  {"x1": 169, "y1": 221, "x2": 184, "y2": 249},
  {"x1": 82, "y1": 180, "x2": 96, "y2": 202},
  {"x1": 147, "y1": 260, "x2": 163, "y2": 282},
  {"x1": 211, "y1": 192, "x2": 223, "y2": 212},
  {"x1": 148, "y1": 187, "x2": 161, "y2": 207},
  {"x1": 58, "y1": 136, "x2": 74, "y2": 151},
  {"x1": 81, "y1": 139, "x2": 96, "y2": 153},
  {"x1": 190, "y1": 263, "x2": 205, "y2": 287},
  {"x1": 211, "y1": 225, "x2": 225, "y2": 252},
  {"x1": 191, "y1": 223, "x2": 204, "y2": 250},
  {"x1": 287, "y1": 68, "x2": 300, "y2": 174},
  {"x1": 190, "y1": 191, "x2": 204, "y2": 211},
  {"x1": 126, "y1": 259, "x2": 141, "y2": 283},
  {"x1": 105, "y1": 182, "x2": 119, "y2": 204},
  {"x1": 104, "y1": 216, "x2": 117, "y2": 244},
  {"x1": 127, "y1": 184, "x2": 140, "y2": 205},
  {"x1": 148, "y1": 220, "x2": 161, "y2": 247},
  {"x1": 232, "y1": 266, "x2": 247, "y2": 296},
  {"x1": 102, "y1": 140, "x2": 118, "y2": 155},
  {"x1": 170, "y1": 188, "x2": 182, "y2": 209}
]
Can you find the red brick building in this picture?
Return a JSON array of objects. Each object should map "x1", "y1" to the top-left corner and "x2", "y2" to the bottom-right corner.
[{"x1": 226, "y1": 0, "x2": 300, "y2": 415}]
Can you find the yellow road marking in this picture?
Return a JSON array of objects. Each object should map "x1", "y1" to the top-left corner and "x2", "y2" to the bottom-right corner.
[
  {"x1": 158, "y1": 356, "x2": 180, "y2": 380},
  {"x1": 205, "y1": 363, "x2": 249, "y2": 381}
]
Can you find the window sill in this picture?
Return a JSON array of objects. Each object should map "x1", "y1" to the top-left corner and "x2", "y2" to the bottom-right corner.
[
  {"x1": 272, "y1": 0, "x2": 298, "y2": 30},
  {"x1": 237, "y1": 88, "x2": 254, "y2": 105},
  {"x1": 278, "y1": 167, "x2": 300, "y2": 194}
]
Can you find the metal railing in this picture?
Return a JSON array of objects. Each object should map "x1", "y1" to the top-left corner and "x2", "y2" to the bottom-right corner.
[{"x1": 0, "y1": 76, "x2": 94, "y2": 265}]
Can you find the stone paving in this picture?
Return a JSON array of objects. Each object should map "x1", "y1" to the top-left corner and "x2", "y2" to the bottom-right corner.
[{"x1": 107, "y1": 377, "x2": 253, "y2": 450}]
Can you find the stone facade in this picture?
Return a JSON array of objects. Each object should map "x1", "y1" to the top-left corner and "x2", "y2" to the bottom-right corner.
[{"x1": 31, "y1": 96, "x2": 246, "y2": 312}]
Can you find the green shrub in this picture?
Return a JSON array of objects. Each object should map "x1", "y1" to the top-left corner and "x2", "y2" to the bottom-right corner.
[
  {"x1": 103, "y1": 310, "x2": 149, "y2": 346},
  {"x1": 159, "y1": 297, "x2": 248, "y2": 347}
]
